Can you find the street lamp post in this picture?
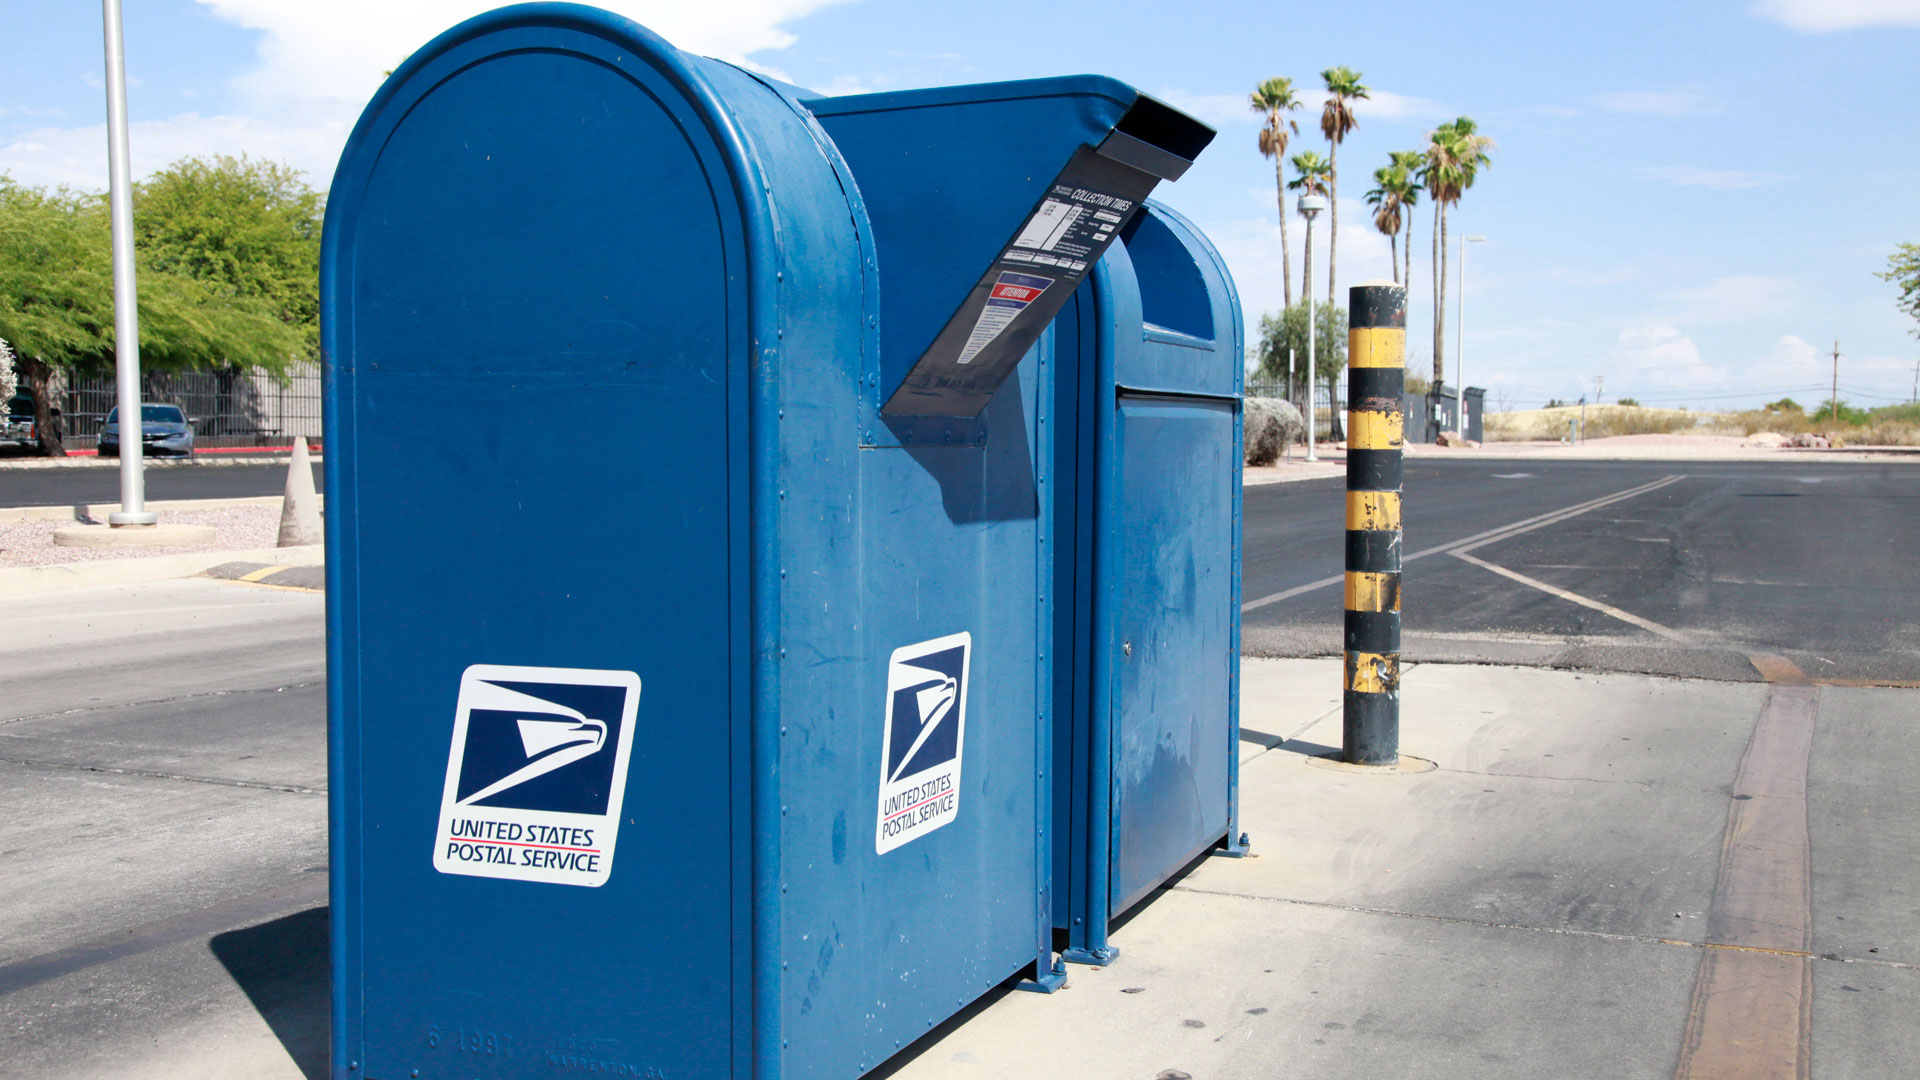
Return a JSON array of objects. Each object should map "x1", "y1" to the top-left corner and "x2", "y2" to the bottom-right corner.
[
  {"x1": 1456, "y1": 234, "x2": 1486, "y2": 438},
  {"x1": 101, "y1": 0, "x2": 153, "y2": 526},
  {"x1": 1298, "y1": 193, "x2": 1327, "y2": 462}
]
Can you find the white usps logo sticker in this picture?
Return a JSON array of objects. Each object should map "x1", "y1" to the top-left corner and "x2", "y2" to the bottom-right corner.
[
  {"x1": 433, "y1": 665, "x2": 640, "y2": 887},
  {"x1": 876, "y1": 632, "x2": 970, "y2": 854}
]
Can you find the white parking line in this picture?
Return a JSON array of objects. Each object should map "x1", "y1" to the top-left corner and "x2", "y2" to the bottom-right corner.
[{"x1": 1242, "y1": 474, "x2": 1687, "y2": 613}]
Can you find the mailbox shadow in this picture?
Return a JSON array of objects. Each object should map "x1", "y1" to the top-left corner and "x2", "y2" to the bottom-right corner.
[
  {"x1": 895, "y1": 380, "x2": 1038, "y2": 525},
  {"x1": 208, "y1": 905, "x2": 330, "y2": 1080}
]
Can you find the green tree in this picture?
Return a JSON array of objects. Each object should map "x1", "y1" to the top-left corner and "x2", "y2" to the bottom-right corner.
[
  {"x1": 1319, "y1": 67, "x2": 1369, "y2": 307},
  {"x1": 1880, "y1": 242, "x2": 1920, "y2": 336},
  {"x1": 1421, "y1": 117, "x2": 1495, "y2": 388},
  {"x1": 1249, "y1": 77, "x2": 1305, "y2": 308},
  {"x1": 1287, "y1": 151, "x2": 1332, "y2": 303},
  {"x1": 1255, "y1": 300, "x2": 1348, "y2": 431},
  {"x1": 1365, "y1": 158, "x2": 1419, "y2": 285},
  {"x1": 0, "y1": 173, "x2": 304, "y2": 455},
  {"x1": 1389, "y1": 150, "x2": 1424, "y2": 286},
  {"x1": 134, "y1": 155, "x2": 324, "y2": 355}
]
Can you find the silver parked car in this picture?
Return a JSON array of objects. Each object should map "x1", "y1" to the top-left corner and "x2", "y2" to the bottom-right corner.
[{"x1": 98, "y1": 403, "x2": 196, "y2": 458}]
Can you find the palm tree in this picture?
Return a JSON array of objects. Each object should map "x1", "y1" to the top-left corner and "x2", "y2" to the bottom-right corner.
[
  {"x1": 1250, "y1": 78, "x2": 1305, "y2": 307},
  {"x1": 1389, "y1": 150, "x2": 1424, "y2": 286},
  {"x1": 1287, "y1": 150, "x2": 1332, "y2": 302},
  {"x1": 1319, "y1": 66, "x2": 1370, "y2": 306},
  {"x1": 1364, "y1": 161, "x2": 1420, "y2": 285},
  {"x1": 1421, "y1": 117, "x2": 1495, "y2": 388}
]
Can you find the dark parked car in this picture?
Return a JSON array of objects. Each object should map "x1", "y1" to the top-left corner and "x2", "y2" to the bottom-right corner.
[
  {"x1": 98, "y1": 403, "x2": 196, "y2": 458},
  {"x1": 2, "y1": 391, "x2": 56, "y2": 449}
]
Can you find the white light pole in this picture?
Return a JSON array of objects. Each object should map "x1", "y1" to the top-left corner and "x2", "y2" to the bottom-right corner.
[
  {"x1": 1456, "y1": 234, "x2": 1486, "y2": 438},
  {"x1": 1298, "y1": 193, "x2": 1327, "y2": 462},
  {"x1": 101, "y1": 0, "x2": 153, "y2": 525}
]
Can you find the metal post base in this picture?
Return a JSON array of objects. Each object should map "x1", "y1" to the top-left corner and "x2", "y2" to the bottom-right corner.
[
  {"x1": 1061, "y1": 944, "x2": 1119, "y2": 966},
  {"x1": 1014, "y1": 957, "x2": 1070, "y2": 992}
]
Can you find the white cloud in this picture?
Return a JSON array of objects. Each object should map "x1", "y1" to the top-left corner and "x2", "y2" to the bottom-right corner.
[
  {"x1": 1613, "y1": 324, "x2": 1716, "y2": 387},
  {"x1": 1639, "y1": 165, "x2": 1785, "y2": 190},
  {"x1": 0, "y1": 1, "x2": 849, "y2": 190},
  {"x1": 1162, "y1": 86, "x2": 1450, "y2": 131},
  {"x1": 2, "y1": 111, "x2": 351, "y2": 189},
  {"x1": 194, "y1": 0, "x2": 851, "y2": 106},
  {"x1": 812, "y1": 74, "x2": 896, "y2": 96},
  {"x1": 1751, "y1": 0, "x2": 1920, "y2": 31},
  {"x1": 1662, "y1": 275, "x2": 1797, "y2": 323},
  {"x1": 1589, "y1": 89, "x2": 1714, "y2": 116},
  {"x1": 1194, "y1": 192, "x2": 1411, "y2": 356}
]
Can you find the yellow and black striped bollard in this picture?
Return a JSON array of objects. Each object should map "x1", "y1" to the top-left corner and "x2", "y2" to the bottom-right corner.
[{"x1": 1343, "y1": 282, "x2": 1405, "y2": 765}]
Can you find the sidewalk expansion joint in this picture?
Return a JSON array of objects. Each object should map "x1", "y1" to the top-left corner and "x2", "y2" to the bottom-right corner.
[
  {"x1": 1166, "y1": 886, "x2": 1916, "y2": 971},
  {"x1": 0, "y1": 755, "x2": 325, "y2": 796},
  {"x1": 0, "y1": 680, "x2": 322, "y2": 727},
  {"x1": 1434, "y1": 763, "x2": 1657, "y2": 790}
]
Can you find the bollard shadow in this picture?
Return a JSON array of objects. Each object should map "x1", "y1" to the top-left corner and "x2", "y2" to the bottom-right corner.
[
  {"x1": 1269, "y1": 737, "x2": 1340, "y2": 759},
  {"x1": 207, "y1": 905, "x2": 330, "y2": 1080},
  {"x1": 1240, "y1": 727, "x2": 1340, "y2": 760}
]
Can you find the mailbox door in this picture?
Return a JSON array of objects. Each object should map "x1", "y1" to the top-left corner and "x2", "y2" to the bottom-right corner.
[
  {"x1": 1107, "y1": 394, "x2": 1237, "y2": 913},
  {"x1": 326, "y1": 25, "x2": 747, "y2": 1080}
]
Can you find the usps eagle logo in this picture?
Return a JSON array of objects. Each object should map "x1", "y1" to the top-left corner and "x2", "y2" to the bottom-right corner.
[
  {"x1": 433, "y1": 665, "x2": 640, "y2": 886},
  {"x1": 875, "y1": 632, "x2": 971, "y2": 854}
]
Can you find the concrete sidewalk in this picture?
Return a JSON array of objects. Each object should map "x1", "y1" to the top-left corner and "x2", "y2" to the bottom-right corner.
[
  {"x1": 2, "y1": 657, "x2": 1912, "y2": 1078},
  {"x1": 883, "y1": 659, "x2": 1915, "y2": 1079}
]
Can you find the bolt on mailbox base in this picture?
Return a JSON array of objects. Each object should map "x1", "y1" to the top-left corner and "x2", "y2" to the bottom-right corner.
[{"x1": 1014, "y1": 957, "x2": 1070, "y2": 993}]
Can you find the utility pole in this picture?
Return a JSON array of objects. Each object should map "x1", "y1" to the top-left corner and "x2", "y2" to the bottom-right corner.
[
  {"x1": 1594, "y1": 375, "x2": 1605, "y2": 405},
  {"x1": 1830, "y1": 340, "x2": 1840, "y2": 423},
  {"x1": 1910, "y1": 357, "x2": 1916, "y2": 403}
]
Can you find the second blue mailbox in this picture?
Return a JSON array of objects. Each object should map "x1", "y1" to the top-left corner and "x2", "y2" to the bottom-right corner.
[{"x1": 1049, "y1": 204, "x2": 1247, "y2": 964}]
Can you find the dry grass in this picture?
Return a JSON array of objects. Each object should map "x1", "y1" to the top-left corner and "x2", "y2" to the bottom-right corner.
[
  {"x1": 1484, "y1": 403, "x2": 1920, "y2": 446},
  {"x1": 1484, "y1": 404, "x2": 1703, "y2": 441}
]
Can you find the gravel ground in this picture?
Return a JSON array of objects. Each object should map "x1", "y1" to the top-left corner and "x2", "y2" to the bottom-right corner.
[{"x1": 0, "y1": 507, "x2": 287, "y2": 567}]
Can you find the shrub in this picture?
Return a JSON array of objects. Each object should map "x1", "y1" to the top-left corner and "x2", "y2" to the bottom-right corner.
[{"x1": 1245, "y1": 397, "x2": 1304, "y2": 465}]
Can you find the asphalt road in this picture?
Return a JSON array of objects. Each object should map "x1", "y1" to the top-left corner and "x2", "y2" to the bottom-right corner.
[
  {"x1": 0, "y1": 579, "x2": 327, "y2": 1079},
  {"x1": 1243, "y1": 459, "x2": 1920, "y2": 683},
  {"x1": 0, "y1": 461, "x2": 317, "y2": 508}
]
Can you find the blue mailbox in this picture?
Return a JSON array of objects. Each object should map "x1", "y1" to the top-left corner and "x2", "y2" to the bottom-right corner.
[
  {"x1": 1049, "y1": 202, "x2": 1246, "y2": 965},
  {"x1": 322, "y1": 5, "x2": 1212, "y2": 1078}
]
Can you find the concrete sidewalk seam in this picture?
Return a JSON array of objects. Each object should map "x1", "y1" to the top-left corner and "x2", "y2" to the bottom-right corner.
[
  {"x1": 1166, "y1": 886, "x2": 1918, "y2": 971},
  {"x1": 0, "y1": 755, "x2": 326, "y2": 796},
  {"x1": 0, "y1": 679, "x2": 323, "y2": 728}
]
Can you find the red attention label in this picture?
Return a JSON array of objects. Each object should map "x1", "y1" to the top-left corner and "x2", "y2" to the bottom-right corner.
[{"x1": 991, "y1": 284, "x2": 1040, "y2": 302}]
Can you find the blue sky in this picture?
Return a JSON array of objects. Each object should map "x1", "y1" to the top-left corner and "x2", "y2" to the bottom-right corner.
[{"x1": 4, "y1": 0, "x2": 1918, "y2": 408}]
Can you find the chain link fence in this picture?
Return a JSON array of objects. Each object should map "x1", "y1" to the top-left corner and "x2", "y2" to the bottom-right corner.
[
  {"x1": 52, "y1": 364, "x2": 321, "y2": 450},
  {"x1": 1246, "y1": 378, "x2": 1344, "y2": 440}
]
